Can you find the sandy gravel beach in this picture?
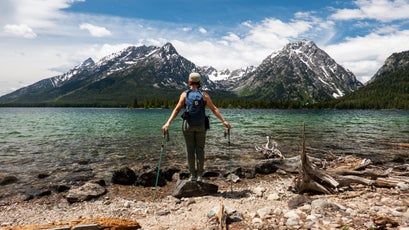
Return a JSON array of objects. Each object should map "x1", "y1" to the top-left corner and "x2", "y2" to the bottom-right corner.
[{"x1": 1, "y1": 165, "x2": 409, "y2": 230}]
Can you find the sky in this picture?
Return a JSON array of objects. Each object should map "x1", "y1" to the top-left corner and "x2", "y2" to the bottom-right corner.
[{"x1": 1, "y1": 0, "x2": 409, "y2": 96}]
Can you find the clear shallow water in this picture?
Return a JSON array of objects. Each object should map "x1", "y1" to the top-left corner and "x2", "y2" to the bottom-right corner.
[{"x1": 0, "y1": 108, "x2": 408, "y2": 195}]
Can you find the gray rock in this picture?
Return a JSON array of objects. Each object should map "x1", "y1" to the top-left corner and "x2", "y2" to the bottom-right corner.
[
  {"x1": 0, "y1": 174, "x2": 18, "y2": 185},
  {"x1": 397, "y1": 182, "x2": 409, "y2": 191},
  {"x1": 66, "y1": 182, "x2": 106, "y2": 203},
  {"x1": 253, "y1": 186, "x2": 266, "y2": 197},
  {"x1": 229, "y1": 211, "x2": 244, "y2": 223},
  {"x1": 135, "y1": 166, "x2": 166, "y2": 187},
  {"x1": 226, "y1": 173, "x2": 240, "y2": 183},
  {"x1": 23, "y1": 187, "x2": 52, "y2": 201},
  {"x1": 284, "y1": 210, "x2": 300, "y2": 227},
  {"x1": 257, "y1": 207, "x2": 273, "y2": 219},
  {"x1": 288, "y1": 194, "x2": 311, "y2": 209},
  {"x1": 172, "y1": 180, "x2": 218, "y2": 198},
  {"x1": 111, "y1": 167, "x2": 136, "y2": 185}
]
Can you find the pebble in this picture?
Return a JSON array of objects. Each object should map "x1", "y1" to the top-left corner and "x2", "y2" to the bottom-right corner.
[
  {"x1": 253, "y1": 186, "x2": 266, "y2": 197},
  {"x1": 2, "y1": 170, "x2": 409, "y2": 229},
  {"x1": 284, "y1": 210, "x2": 299, "y2": 219},
  {"x1": 252, "y1": 217, "x2": 262, "y2": 224},
  {"x1": 267, "y1": 193, "x2": 280, "y2": 200},
  {"x1": 257, "y1": 206, "x2": 273, "y2": 219},
  {"x1": 398, "y1": 182, "x2": 409, "y2": 191}
]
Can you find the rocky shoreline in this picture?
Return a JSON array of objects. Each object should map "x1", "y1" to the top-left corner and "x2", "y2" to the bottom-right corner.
[{"x1": 1, "y1": 153, "x2": 409, "y2": 229}]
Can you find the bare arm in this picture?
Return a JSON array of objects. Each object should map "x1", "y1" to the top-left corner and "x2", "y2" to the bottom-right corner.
[
  {"x1": 203, "y1": 92, "x2": 231, "y2": 129},
  {"x1": 162, "y1": 92, "x2": 186, "y2": 133}
]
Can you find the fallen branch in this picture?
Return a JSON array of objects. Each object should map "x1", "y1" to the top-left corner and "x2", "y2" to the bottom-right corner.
[
  {"x1": 383, "y1": 142, "x2": 409, "y2": 148},
  {"x1": 330, "y1": 168, "x2": 393, "y2": 179}
]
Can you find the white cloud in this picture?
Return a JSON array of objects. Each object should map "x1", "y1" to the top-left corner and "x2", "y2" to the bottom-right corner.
[
  {"x1": 247, "y1": 18, "x2": 310, "y2": 42},
  {"x1": 331, "y1": 0, "x2": 409, "y2": 22},
  {"x1": 198, "y1": 27, "x2": 207, "y2": 34},
  {"x1": 222, "y1": 32, "x2": 240, "y2": 42},
  {"x1": 0, "y1": 0, "x2": 81, "y2": 28},
  {"x1": 79, "y1": 23, "x2": 112, "y2": 37},
  {"x1": 173, "y1": 20, "x2": 295, "y2": 70},
  {"x1": 1, "y1": 0, "x2": 408, "y2": 96},
  {"x1": 3, "y1": 24, "x2": 37, "y2": 38},
  {"x1": 172, "y1": 40, "x2": 256, "y2": 70},
  {"x1": 324, "y1": 30, "x2": 409, "y2": 82}
]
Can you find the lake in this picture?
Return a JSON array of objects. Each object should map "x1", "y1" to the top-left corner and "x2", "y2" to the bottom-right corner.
[{"x1": 0, "y1": 108, "x2": 408, "y2": 200}]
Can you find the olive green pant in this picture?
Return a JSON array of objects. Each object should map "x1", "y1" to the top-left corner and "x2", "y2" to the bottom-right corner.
[{"x1": 182, "y1": 120, "x2": 206, "y2": 177}]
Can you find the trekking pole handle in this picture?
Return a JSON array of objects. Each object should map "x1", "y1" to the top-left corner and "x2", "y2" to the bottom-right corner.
[
  {"x1": 163, "y1": 130, "x2": 170, "y2": 142},
  {"x1": 224, "y1": 128, "x2": 230, "y2": 138},
  {"x1": 224, "y1": 128, "x2": 231, "y2": 145}
]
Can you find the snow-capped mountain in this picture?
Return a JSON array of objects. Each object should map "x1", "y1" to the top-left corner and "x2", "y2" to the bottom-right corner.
[
  {"x1": 199, "y1": 66, "x2": 256, "y2": 90},
  {"x1": 234, "y1": 40, "x2": 363, "y2": 102},
  {"x1": 51, "y1": 58, "x2": 95, "y2": 87},
  {"x1": 0, "y1": 40, "x2": 364, "y2": 106},
  {"x1": 0, "y1": 43, "x2": 214, "y2": 104}
]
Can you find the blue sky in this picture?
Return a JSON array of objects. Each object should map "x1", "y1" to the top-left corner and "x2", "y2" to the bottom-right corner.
[{"x1": 1, "y1": 0, "x2": 409, "y2": 96}]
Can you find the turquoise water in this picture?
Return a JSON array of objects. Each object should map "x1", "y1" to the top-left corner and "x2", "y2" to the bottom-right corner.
[{"x1": 0, "y1": 108, "x2": 408, "y2": 194}]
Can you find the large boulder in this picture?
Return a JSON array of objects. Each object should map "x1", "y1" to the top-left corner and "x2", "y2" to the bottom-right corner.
[
  {"x1": 135, "y1": 166, "x2": 166, "y2": 187},
  {"x1": 66, "y1": 182, "x2": 106, "y2": 203},
  {"x1": 112, "y1": 167, "x2": 137, "y2": 185},
  {"x1": 172, "y1": 180, "x2": 218, "y2": 198}
]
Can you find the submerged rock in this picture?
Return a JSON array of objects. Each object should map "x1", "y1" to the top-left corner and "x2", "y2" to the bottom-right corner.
[{"x1": 0, "y1": 174, "x2": 18, "y2": 185}]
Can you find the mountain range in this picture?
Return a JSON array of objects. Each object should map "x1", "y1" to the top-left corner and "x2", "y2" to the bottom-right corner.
[
  {"x1": 331, "y1": 50, "x2": 409, "y2": 109},
  {"x1": 0, "y1": 40, "x2": 407, "y2": 109}
]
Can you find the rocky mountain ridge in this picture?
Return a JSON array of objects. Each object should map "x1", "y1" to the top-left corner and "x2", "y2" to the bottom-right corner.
[
  {"x1": 0, "y1": 40, "x2": 366, "y2": 106},
  {"x1": 233, "y1": 40, "x2": 362, "y2": 102},
  {"x1": 331, "y1": 50, "x2": 409, "y2": 109}
]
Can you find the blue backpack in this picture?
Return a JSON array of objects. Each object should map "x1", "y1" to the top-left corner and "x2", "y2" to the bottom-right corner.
[{"x1": 182, "y1": 89, "x2": 206, "y2": 126}]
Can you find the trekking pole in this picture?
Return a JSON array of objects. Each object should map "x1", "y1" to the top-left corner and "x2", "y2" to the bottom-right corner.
[
  {"x1": 153, "y1": 130, "x2": 169, "y2": 200},
  {"x1": 224, "y1": 128, "x2": 233, "y2": 194}
]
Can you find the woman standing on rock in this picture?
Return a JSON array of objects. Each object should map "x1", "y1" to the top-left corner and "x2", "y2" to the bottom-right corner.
[{"x1": 162, "y1": 72, "x2": 231, "y2": 181}]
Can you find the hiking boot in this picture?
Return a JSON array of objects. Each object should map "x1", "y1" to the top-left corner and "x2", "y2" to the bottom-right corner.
[{"x1": 189, "y1": 175, "x2": 197, "y2": 181}]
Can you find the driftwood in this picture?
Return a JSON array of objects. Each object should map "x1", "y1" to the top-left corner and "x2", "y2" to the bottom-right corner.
[
  {"x1": 383, "y1": 142, "x2": 409, "y2": 147},
  {"x1": 255, "y1": 155, "x2": 323, "y2": 174},
  {"x1": 291, "y1": 123, "x2": 408, "y2": 194},
  {"x1": 255, "y1": 136, "x2": 285, "y2": 159},
  {"x1": 209, "y1": 201, "x2": 227, "y2": 230},
  {"x1": 293, "y1": 124, "x2": 339, "y2": 194}
]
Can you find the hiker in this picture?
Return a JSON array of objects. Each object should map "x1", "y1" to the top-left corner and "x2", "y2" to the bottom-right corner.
[{"x1": 162, "y1": 72, "x2": 231, "y2": 181}]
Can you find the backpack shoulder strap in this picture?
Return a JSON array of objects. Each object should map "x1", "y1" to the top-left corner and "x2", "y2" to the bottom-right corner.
[
  {"x1": 199, "y1": 90, "x2": 206, "y2": 105},
  {"x1": 184, "y1": 89, "x2": 191, "y2": 109},
  {"x1": 185, "y1": 89, "x2": 192, "y2": 97}
]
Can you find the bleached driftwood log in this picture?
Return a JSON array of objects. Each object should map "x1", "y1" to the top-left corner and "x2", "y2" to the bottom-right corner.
[{"x1": 255, "y1": 155, "x2": 323, "y2": 174}]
